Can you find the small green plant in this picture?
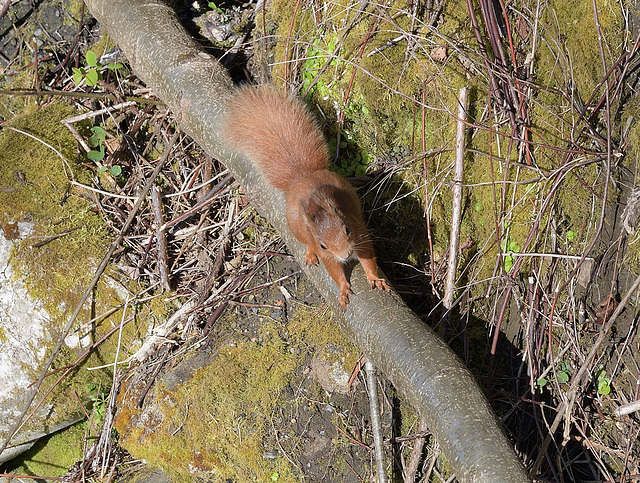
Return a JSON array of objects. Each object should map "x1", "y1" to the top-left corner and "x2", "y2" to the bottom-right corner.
[
  {"x1": 72, "y1": 50, "x2": 123, "y2": 87},
  {"x1": 87, "y1": 126, "x2": 122, "y2": 175},
  {"x1": 596, "y1": 369, "x2": 611, "y2": 395},
  {"x1": 501, "y1": 238, "x2": 521, "y2": 272},
  {"x1": 537, "y1": 360, "x2": 572, "y2": 391},
  {"x1": 87, "y1": 125, "x2": 106, "y2": 161},
  {"x1": 302, "y1": 37, "x2": 341, "y2": 99},
  {"x1": 208, "y1": 1, "x2": 224, "y2": 13},
  {"x1": 555, "y1": 360, "x2": 572, "y2": 383},
  {"x1": 327, "y1": 131, "x2": 370, "y2": 177},
  {"x1": 72, "y1": 51, "x2": 100, "y2": 86},
  {"x1": 300, "y1": 37, "x2": 375, "y2": 176},
  {"x1": 87, "y1": 382, "x2": 109, "y2": 426},
  {"x1": 98, "y1": 165, "x2": 122, "y2": 176},
  {"x1": 566, "y1": 229, "x2": 577, "y2": 242}
]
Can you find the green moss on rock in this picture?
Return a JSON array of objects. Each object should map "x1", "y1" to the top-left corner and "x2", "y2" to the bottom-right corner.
[{"x1": 115, "y1": 305, "x2": 360, "y2": 482}]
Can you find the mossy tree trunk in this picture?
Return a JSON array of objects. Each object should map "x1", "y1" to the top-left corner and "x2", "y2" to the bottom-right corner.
[{"x1": 82, "y1": 0, "x2": 531, "y2": 481}]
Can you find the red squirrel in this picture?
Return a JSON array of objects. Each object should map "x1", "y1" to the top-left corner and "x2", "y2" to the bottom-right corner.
[{"x1": 222, "y1": 85, "x2": 390, "y2": 309}]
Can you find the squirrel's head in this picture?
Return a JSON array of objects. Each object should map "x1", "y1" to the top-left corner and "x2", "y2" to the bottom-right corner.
[{"x1": 303, "y1": 186, "x2": 355, "y2": 262}]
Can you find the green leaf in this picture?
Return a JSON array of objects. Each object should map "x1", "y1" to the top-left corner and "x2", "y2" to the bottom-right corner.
[
  {"x1": 504, "y1": 255, "x2": 513, "y2": 273},
  {"x1": 97, "y1": 166, "x2": 108, "y2": 173},
  {"x1": 91, "y1": 126, "x2": 106, "y2": 141},
  {"x1": 87, "y1": 126, "x2": 106, "y2": 147},
  {"x1": 557, "y1": 371, "x2": 569, "y2": 384},
  {"x1": 109, "y1": 165, "x2": 122, "y2": 176},
  {"x1": 88, "y1": 146, "x2": 105, "y2": 162},
  {"x1": 86, "y1": 50, "x2": 97, "y2": 67},
  {"x1": 508, "y1": 241, "x2": 521, "y2": 253},
  {"x1": 302, "y1": 78, "x2": 312, "y2": 94},
  {"x1": 567, "y1": 230, "x2": 577, "y2": 241},
  {"x1": 596, "y1": 370, "x2": 611, "y2": 395},
  {"x1": 72, "y1": 68, "x2": 84, "y2": 85},
  {"x1": 598, "y1": 380, "x2": 611, "y2": 395},
  {"x1": 208, "y1": 1, "x2": 223, "y2": 12},
  {"x1": 85, "y1": 68, "x2": 99, "y2": 86},
  {"x1": 537, "y1": 377, "x2": 547, "y2": 389}
]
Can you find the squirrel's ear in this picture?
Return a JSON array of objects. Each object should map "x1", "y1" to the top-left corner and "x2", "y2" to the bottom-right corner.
[
  {"x1": 324, "y1": 197, "x2": 339, "y2": 214},
  {"x1": 313, "y1": 186, "x2": 340, "y2": 214}
]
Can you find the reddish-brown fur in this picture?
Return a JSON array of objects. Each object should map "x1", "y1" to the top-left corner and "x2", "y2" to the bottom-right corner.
[
  {"x1": 223, "y1": 86, "x2": 329, "y2": 190},
  {"x1": 223, "y1": 86, "x2": 390, "y2": 309}
]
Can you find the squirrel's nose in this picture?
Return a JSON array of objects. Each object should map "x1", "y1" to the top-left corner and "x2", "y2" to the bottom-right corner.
[{"x1": 336, "y1": 249, "x2": 353, "y2": 263}]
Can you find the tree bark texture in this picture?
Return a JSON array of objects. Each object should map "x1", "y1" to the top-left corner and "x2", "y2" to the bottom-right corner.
[{"x1": 83, "y1": 1, "x2": 530, "y2": 481}]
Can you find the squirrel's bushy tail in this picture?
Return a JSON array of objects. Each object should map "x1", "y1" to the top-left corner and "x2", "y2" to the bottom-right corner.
[{"x1": 222, "y1": 86, "x2": 330, "y2": 191}]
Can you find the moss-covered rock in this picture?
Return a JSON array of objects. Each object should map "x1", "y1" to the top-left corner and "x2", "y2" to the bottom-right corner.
[
  {"x1": 0, "y1": 102, "x2": 158, "y2": 477},
  {"x1": 115, "y1": 305, "x2": 361, "y2": 482}
]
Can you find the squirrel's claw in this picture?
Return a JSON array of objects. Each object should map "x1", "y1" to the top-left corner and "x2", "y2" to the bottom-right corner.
[
  {"x1": 368, "y1": 277, "x2": 391, "y2": 292},
  {"x1": 305, "y1": 247, "x2": 319, "y2": 266},
  {"x1": 338, "y1": 284, "x2": 354, "y2": 310}
]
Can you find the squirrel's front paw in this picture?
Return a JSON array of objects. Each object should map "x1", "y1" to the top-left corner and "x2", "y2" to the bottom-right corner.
[
  {"x1": 368, "y1": 277, "x2": 391, "y2": 292},
  {"x1": 338, "y1": 284, "x2": 354, "y2": 311},
  {"x1": 305, "y1": 246, "x2": 319, "y2": 266}
]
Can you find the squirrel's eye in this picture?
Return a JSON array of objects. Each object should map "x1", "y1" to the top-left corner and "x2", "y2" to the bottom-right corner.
[
  {"x1": 320, "y1": 243, "x2": 327, "y2": 250},
  {"x1": 345, "y1": 226, "x2": 351, "y2": 236}
]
